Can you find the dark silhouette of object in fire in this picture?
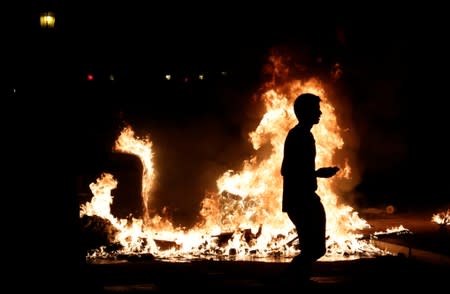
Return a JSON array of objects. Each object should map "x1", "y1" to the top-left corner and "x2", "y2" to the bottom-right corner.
[{"x1": 280, "y1": 93, "x2": 339, "y2": 282}]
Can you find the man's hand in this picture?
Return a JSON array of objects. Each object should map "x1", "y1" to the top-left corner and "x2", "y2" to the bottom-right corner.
[{"x1": 316, "y1": 166, "x2": 340, "y2": 178}]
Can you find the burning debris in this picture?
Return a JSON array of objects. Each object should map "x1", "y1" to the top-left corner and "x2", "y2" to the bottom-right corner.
[
  {"x1": 373, "y1": 225, "x2": 411, "y2": 237},
  {"x1": 79, "y1": 56, "x2": 391, "y2": 262},
  {"x1": 210, "y1": 225, "x2": 263, "y2": 255},
  {"x1": 153, "y1": 239, "x2": 180, "y2": 251},
  {"x1": 432, "y1": 209, "x2": 450, "y2": 226},
  {"x1": 80, "y1": 215, "x2": 121, "y2": 253}
]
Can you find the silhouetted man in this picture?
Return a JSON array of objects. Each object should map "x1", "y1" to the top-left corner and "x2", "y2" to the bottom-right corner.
[{"x1": 281, "y1": 93, "x2": 339, "y2": 282}]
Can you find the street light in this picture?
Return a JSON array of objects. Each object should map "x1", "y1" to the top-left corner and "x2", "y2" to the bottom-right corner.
[{"x1": 40, "y1": 12, "x2": 55, "y2": 29}]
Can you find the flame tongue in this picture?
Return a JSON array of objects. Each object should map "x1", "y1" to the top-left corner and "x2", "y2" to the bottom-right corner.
[
  {"x1": 80, "y1": 57, "x2": 387, "y2": 261},
  {"x1": 114, "y1": 126, "x2": 155, "y2": 223}
]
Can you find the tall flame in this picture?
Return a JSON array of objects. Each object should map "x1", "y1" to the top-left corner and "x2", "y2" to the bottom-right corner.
[
  {"x1": 80, "y1": 53, "x2": 387, "y2": 261},
  {"x1": 113, "y1": 126, "x2": 155, "y2": 223}
]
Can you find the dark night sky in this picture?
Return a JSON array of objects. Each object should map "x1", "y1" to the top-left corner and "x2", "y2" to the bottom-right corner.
[{"x1": 5, "y1": 3, "x2": 449, "y2": 228}]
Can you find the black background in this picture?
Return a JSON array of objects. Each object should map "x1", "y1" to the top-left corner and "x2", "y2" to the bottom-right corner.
[{"x1": 3, "y1": 2, "x2": 449, "y2": 289}]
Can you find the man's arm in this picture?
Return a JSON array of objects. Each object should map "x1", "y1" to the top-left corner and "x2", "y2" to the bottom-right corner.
[{"x1": 316, "y1": 166, "x2": 339, "y2": 178}]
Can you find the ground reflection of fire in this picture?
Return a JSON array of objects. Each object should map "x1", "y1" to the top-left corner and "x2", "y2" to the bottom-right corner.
[{"x1": 80, "y1": 57, "x2": 391, "y2": 262}]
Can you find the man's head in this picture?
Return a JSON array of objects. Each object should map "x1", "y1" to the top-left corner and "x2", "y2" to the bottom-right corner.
[{"x1": 293, "y1": 93, "x2": 322, "y2": 124}]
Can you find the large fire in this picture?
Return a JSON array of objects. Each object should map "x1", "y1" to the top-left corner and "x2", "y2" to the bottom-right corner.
[{"x1": 80, "y1": 55, "x2": 388, "y2": 262}]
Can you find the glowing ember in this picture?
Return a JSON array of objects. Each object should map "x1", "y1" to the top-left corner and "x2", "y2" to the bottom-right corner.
[
  {"x1": 80, "y1": 54, "x2": 390, "y2": 262},
  {"x1": 432, "y1": 209, "x2": 450, "y2": 226},
  {"x1": 374, "y1": 225, "x2": 411, "y2": 236}
]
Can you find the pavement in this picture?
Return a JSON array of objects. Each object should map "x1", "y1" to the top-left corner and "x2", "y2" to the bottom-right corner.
[
  {"x1": 73, "y1": 205, "x2": 450, "y2": 293},
  {"x1": 358, "y1": 206, "x2": 450, "y2": 264}
]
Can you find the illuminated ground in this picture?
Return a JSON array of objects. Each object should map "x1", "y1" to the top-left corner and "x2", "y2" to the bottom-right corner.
[
  {"x1": 80, "y1": 255, "x2": 448, "y2": 292},
  {"x1": 359, "y1": 207, "x2": 450, "y2": 259},
  {"x1": 76, "y1": 207, "x2": 449, "y2": 292}
]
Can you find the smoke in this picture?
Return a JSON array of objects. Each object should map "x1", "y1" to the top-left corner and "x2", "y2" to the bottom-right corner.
[{"x1": 335, "y1": 22, "x2": 410, "y2": 209}]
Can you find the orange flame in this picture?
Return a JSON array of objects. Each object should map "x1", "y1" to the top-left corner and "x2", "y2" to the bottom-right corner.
[
  {"x1": 80, "y1": 53, "x2": 388, "y2": 261},
  {"x1": 114, "y1": 126, "x2": 155, "y2": 223},
  {"x1": 432, "y1": 209, "x2": 450, "y2": 226}
]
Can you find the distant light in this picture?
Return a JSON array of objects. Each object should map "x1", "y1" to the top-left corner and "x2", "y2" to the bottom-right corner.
[
  {"x1": 165, "y1": 74, "x2": 171, "y2": 81},
  {"x1": 40, "y1": 12, "x2": 56, "y2": 29},
  {"x1": 221, "y1": 71, "x2": 227, "y2": 76},
  {"x1": 386, "y1": 205, "x2": 396, "y2": 214},
  {"x1": 198, "y1": 74, "x2": 204, "y2": 80},
  {"x1": 87, "y1": 74, "x2": 94, "y2": 81},
  {"x1": 109, "y1": 74, "x2": 115, "y2": 81},
  {"x1": 184, "y1": 77, "x2": 189, "y2": 83}
]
